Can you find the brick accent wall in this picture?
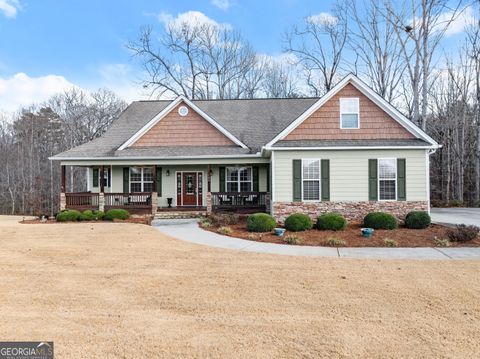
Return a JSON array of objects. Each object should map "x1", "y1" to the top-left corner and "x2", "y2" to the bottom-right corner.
[
  {"x1": 284, "y1": 84, "x2": 415, "y2": 141},
  {"x1": 132, "y1": 102, "x2": 236, "y2": 147},
  {"x1": 272, "y1": 201, "x2": 429, "y2": 223}
]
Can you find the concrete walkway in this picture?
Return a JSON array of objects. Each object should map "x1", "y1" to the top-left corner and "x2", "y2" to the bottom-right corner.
[
  {"x1": 431, "y1": 208, "x2": 480, "y2": 227},
  {"x1": 152, "y1": 219, "x2": 480, "y2": 260}
]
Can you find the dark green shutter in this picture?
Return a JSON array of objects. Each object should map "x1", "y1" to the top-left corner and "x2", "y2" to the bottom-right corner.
[
  {"x1": 156, "y1": 167, "x2": 162, "y2": 196},
  {"x1": 293, "y1": 160, "x2": 302, "y2": 201},
  {"x1": 397, "y1": 158, "x2": 406, "y2": 201},
  {"x1": 93, "y1": 168, "x2": 99, "y2": 188},
  {"x1": 252, "y1": 166, "x2": 259, "y2": 192},
  {"x1": 321, "y1": 159, "x2": 330, "y2": 201},
  {"x1": 123, "y1": 167, "x2": 129, "y2": 193},
  {"x1": 266, "y1": 164, "x2": 270, "y2": 192},
  {"x1": 219, "y1": 166, "x2": 225, "y2": 192},
  {"x1": 368, "y1": 159, "x2": 378, "y2": 201}
]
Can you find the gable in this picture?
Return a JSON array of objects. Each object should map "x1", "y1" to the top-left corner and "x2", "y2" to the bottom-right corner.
[
  {"x1": 284, "y1": 84, "x2": 415, "y2": 141},
  {"x1": 131, "y1": 102, "x2": 237, "y2": 147}
]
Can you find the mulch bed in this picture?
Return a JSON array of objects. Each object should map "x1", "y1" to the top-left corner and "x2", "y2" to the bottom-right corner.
[
  {"x1": 20, "y1": 216, "x2": 152, "y2": 225},
  {"x1": 204, "y1": 219, "x2": 480, "y2": 247}
]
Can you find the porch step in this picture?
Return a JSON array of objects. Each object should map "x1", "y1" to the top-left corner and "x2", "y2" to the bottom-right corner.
[{"x1": 154, "y1": 210, "x2": 206, "y2": 219}]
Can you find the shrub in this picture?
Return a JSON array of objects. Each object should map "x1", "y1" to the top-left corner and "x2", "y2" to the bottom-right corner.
[
  {"x1": 56, "y1": 210, "x2": 81, "y2": 222},
  {"x1": 433, "y1": 237, "x2": 451, "y2": 247},
  {"x1": 317, "y1": 212, "x2": 348, "y2": 231},
  {"x1": 104, "y1": 209, "x2": 130, "y2": 221},
  {"x1": 384, "y1": 238, "x2": 398, "y2": 247},
  {"x1": 199, "y1": 216, "x2": 212, "y2": 228},
  {"x1": 80, "y1": 210, "x2": 96, "y2": 221},
  {"x1": 283, "y1": 235, "x2": 302, "y2": 245},
  {"x1": 447, "y1": 225, "x2": 480, "y2": 242},
  {"x1": 448, "y1": 200, "x2": 464, "y2": 207},
  {"x1": 217, "y1": 226, "x2": 232, "y2": 235},
  {"x1": 430, "y1": 199, "x2": 447, "y2": 208},
  {"x1": 92, "y1": 210, "x2": 105, "y2": 220},
  {"x1": 284, "y1": 213, "x2": 312, "y2": 232},
  {"x1": 363, "y1": 212, "x2": 398, "y2": 230},
  {"x1": 246, "y1": 213, "x2": 276, "y2": 232},
  {"x1": 210, "y1": 213, "x2": 240, "y2": 226},
  {"x1": 405, "y1": 211, "x2": 431, "y2": 229},
  {"x1": 325, "y1": 237, "x2": 346, "y2": 247}
]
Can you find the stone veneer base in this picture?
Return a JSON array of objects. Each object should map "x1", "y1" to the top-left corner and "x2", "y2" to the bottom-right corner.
[{"x1": 273, "y1": 201, "x2": 429, "y2": 223}]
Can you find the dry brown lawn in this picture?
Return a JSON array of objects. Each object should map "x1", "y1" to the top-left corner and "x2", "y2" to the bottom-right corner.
[{"x1": 0, "y1": 216, "x2": 479, "y2": 358}]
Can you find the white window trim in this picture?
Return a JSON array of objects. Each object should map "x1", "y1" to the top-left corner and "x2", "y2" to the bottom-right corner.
[
  {"x1": 377, "y1": 158, "x2": 397, "y2": 201},
  {"x1": 339, "y1": 97, "x2": 360, "y2": 129},
  {"x1": 225, "y1": 166, "x2": 253, "y2": 192},
  {"x1": 129, "y1": 167, "x2": 154, "y2": 193},
  {"x1": 301, "y1": 158, "x2": 321, "y2": 202}
]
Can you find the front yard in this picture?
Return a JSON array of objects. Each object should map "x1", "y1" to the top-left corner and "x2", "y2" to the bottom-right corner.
[{"x1": 1, "y1": 216, "x2": 480, "y2": 358}]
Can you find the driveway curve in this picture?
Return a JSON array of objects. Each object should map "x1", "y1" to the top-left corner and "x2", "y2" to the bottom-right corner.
[
  {"x1": 431, "y1": 207, "x2": 480, "y2": 226},
  {"x1": 152, "y1": 219, "x2": 480, "y2": 260}
]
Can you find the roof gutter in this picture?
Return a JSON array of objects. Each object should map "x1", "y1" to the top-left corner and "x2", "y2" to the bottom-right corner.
[
  {"x1": 264, "y1": 145, "x2": 441, "y2": 151},
  {"x1": 48, "y1": 152, "x2": 264, "y2": 161}
]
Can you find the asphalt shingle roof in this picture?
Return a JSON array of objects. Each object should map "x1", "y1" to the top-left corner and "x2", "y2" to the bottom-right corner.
[{"x1": 52, "y1": 97, "x2": 430, "y2": 160}]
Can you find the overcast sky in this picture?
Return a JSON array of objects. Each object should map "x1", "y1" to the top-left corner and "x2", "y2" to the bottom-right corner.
[{"x1": 0, "y1": 0, "x2": 474, "y2": 112}]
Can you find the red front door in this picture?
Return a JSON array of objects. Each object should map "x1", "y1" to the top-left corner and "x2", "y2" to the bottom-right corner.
[{"x1": 182, "y1": 172, "x2": 197, "y2": 206}]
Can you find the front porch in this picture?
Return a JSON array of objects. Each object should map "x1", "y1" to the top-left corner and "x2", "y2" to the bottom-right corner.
[{"x1": 60, "y1": 163, "x2": 270, "y2": 215}]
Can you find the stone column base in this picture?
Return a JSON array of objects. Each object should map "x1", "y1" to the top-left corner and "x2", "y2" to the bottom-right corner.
[
  {"x1": 151, "y1": 192, "x2": 158, "y2": 215},
  {"x1": 60, "y1": 192, "x2": 66, "y2": 211},
  {"x1": 99, "y1": 193, "x2": 105, "y2": 212},
  {"x1": 273, "y1": 201, "x2": 429, "y2": 223},
  {"x1": 206, "y1": 192, "x2": 212, "y2": 214}
]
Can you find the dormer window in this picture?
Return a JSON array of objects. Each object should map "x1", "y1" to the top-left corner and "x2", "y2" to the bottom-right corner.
[{"x1": 340, "y1": 98, "x2": 360, "y2": 129}]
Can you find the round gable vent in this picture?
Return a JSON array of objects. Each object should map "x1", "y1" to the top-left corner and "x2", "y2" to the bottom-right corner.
[{"x1": 178, "y1": 106, "x2": 189, "y2": 117}]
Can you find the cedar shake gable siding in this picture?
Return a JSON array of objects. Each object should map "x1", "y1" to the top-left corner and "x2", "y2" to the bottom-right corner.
[
  {"x1": 284, "y1": 84, "x2": 415, "y2": 141},
  {"x1": 132, "y1": 102, "x2": 237, "y2": 147}
]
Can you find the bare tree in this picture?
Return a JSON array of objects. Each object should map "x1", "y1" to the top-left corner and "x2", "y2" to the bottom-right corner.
[
  {"x1": 339, "y1": 0, "x2": 405, "y2": 103},
  {"x1": 384, "y1": 0, "x2": 463, "y2": 129},
  {"x1": 129, "y1": 21, "x2": 259, "y2": 100},
  {"x1": 285, "y1": 11, "x2": 347, "y2": 95},
  {"x1": 262, "y1": 62, "x2": 298, "y2": 98}
]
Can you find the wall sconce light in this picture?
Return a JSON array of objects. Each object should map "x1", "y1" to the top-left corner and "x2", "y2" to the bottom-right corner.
[
  {"x1": 209, "y1": 169, "x2": 213, "y2": 177},
  {"x1": 166, "y1": 170, "x2": 170, "y2": 176}
]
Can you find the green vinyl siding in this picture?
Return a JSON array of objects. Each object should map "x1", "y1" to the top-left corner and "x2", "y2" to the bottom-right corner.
[{"x1": 273, "y1": 149, "x2": 427, "y2": 202}]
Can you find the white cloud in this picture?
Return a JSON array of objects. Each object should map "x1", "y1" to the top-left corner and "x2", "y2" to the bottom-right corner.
[
  {"x1": 307, "y1": 12, "x2": 338, "y2": 26},
  {"x1": 441, "y1": 6, "x2": 476, "y2": 36},
  {"x1": 211, "y1": 0, "x2": 231, "y2": 11},
  {"x1": 157, "y1": 10, "x2": 231, "y2": 31},
  {"x1": 0, "y1": 73, "x2": 78, "y2": 112},
  {"x1": 0, "y1": 0, "x2": 20, "y2": 19},
  {"x1": 97, "y1": 63, "x2": 149, "y2": 102}
]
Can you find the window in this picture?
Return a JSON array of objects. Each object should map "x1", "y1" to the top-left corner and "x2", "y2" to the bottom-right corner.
[
  {"x1": 226, "y1": 167, "x2": 252, "y2": 192},
  {"x1": 340, "y1": 98, "x2": 360, "y2": 129},
  {"x1": 378, "y1": 159, "x2": 396, "y2": 200},
  {"x1": 302, "y1": 159, "x2": 320, "y2": 201},
  {"x1": 130, "y1": 167, "x2": 154, "y2": 192},
  {"x1": 102, "y1": 167, "x2": 111, "y2": 187}
]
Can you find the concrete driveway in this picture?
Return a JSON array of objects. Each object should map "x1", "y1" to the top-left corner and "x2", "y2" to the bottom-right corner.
[{"x1": 431, "y1": 208, "x2": 480, "y2": 226}]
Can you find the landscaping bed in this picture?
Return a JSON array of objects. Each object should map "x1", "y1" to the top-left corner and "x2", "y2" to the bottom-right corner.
[
  {"x1": 21, "y1": 214, "x2": 152, "y2": 225},
  {"x1": 201, "y1": 216, "x2": 480, "y2": 248}
]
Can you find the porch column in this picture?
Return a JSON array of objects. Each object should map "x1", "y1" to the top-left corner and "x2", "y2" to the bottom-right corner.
[
  {"x1": 152, "y1": 165, "x2": 157, "y2": 215},
  {"x1": 100, "y1": 166, "x2": 105, "y2": 193},
  {"x1": 207, "y1": 164, "x2": 212, "y2": 192},
  {"x1": 60, "y1": 165, "x2": 66, "y2": 210},
  {"x1": 61, "y1": 165, "x2": 66, "y2": 192}
]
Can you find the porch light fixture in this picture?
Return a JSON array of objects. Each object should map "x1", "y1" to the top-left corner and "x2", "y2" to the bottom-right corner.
[{"x1": 166, "y1": 169, "x2": 170, "y2": 176}]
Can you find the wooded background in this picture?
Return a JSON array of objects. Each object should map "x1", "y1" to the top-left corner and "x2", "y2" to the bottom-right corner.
[{"x1": 0, "y1": 0, "x2": 478, "y2": 215}]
